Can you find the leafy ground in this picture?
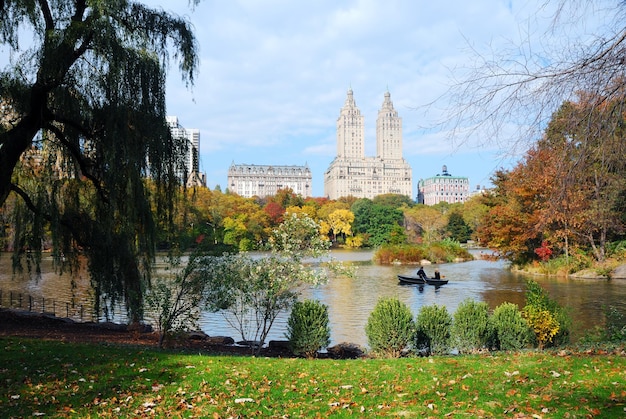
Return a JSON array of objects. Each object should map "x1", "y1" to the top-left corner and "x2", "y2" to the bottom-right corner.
[{"x1": 1, "y1": 311, "x2": 625, "y2": 418}]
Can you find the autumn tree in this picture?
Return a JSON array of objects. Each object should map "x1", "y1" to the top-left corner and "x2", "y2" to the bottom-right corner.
[
  {"x1": 1, "y1": 1, "x2": 198, "y2": 321},
  {"x1": 404, "y1": 205, "x2": 447, "y2": 244},
  {"x1": 460, "y1": 195, "x2": 490, "y2": 242},
  {"x1": 538, "y1": 96, "x2": 626, "y2": 261},
  {"x1": 326, "y1": 209, "x2": 355, "y2": 243},
  {"x1": 478, "y1": 94, "x2": 626, "y2": 264},
  {"x1": 477, "y1": 168, "x2": 546, "y2": 264}
]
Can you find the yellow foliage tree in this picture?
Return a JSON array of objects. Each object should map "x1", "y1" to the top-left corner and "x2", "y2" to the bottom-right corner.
[
  {"x1": 522, "y1": 305, "x2": 560, "y2": 350},
  {"x1": 327, "y1": 209, "x2": 355, "y2": 242},
  {"x1": 285, "y1": 205, "x2": 317, "y2": 220}
]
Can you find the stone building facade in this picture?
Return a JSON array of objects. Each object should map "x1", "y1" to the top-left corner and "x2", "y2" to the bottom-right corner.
[
  {"x1": 417, "y1": 165, "x2": 470, "y2": 205},
  {"x1": 227, "y1": 163, "x2": 312, "y2": 198},
  {"x1": 324, "y1": 89, "x2": 412, "y2": 199}
]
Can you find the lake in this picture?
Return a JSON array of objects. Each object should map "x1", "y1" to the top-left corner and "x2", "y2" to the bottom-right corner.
[{"x1": 1, "y1": 250, "x2": 625, "y2": 347}]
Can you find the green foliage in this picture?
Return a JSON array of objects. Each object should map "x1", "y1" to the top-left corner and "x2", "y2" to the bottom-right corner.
[
  {"x1": 0, "y1": 2, "x2": 199, "y2": 322},
  {"x1": 371, "y1": 193, "x2": 414, "y2": 209},
  {"x1": 489, "y1": 302, "x2": 532, "y2": 351},
  {"x1": 524, "y1": 280, "x2": 571, "y2": 347},
  {"x1": 198, "y1": 214, "x2": 343, "y2": 355},
  {"x1": 426, "y1": 238, "x2": 472, "y2": 263},
  {"x1": 238, "y1": 237, "x2": 254, "y2": 251},
  {"x1": 452, "y1": 299, "x2": 491, "y2": 354},
  {"x1": 603, "y1": 306, "x2": 626, "y2": 342},
  {"x1": 534, "y1": 251, "x2": 592, "y2": 275},
  {"x1": 583, "y1": 305, "x2": 626, "y2": 343},
  {"x1": 446, "y1": 212, "x2": 472, "y2": 242},
  {"x1": 4, "y1": 338, "x2": 626, "y2": 418},
  {"x1": 365, "y1": 297, "x2": 415, "y2": 358},
  {"x1": 415, "y1": 304, "x2": 452, "y2": 356},
  {"x1": 606, "y1": 240, "x2": 626, "y2": 260},
  {"x1": 351, "y1": 200, "x2": 405, "y2": 246},
  {"x1": 286, "y1": 300, "x2": 331, "y2": 358},
  {"x1": 145, "y1": 251, "x2": 205, "y2": 347}
]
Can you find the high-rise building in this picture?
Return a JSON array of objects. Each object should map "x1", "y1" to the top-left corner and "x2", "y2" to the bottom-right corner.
[
  {"x1": 324, "y1": 89, "x2": 412, "y2": 199},
  {"x1": 417, "y1": 165, "x2": 470, "y2": 205},
  {"x1": 166, "y1": 116, "x2": 205, "y2": 187},
  {"x1": 227, "y1": 163, "x2": 312, "y2": 198}
]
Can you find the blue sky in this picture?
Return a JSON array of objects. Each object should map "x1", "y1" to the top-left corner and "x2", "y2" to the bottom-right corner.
[
  {"x1": 6, "y1": 1, "x2": 593, "y2": 197},
  {"x1": 148, "y1": 0, "x2": 557, "y2": 197}
]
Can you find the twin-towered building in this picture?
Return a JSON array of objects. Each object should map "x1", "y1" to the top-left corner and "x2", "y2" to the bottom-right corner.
[
  {"x1": 225, "y1": 89, "x2": 470, "y2": 203},
  {"x1": 228, "y1": 89, "x2": 413, "y2": 200},
  {"x1": 323, "y1": 89, "x2": 413, "y2": 199}
]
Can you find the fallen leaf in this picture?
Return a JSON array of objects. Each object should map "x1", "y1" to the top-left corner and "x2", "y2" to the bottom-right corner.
[{"x1": 234, "y1": 398, "x2": 255, "y2": 404}]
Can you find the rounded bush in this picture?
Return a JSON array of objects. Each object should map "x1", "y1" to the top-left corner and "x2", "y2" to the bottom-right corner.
[
  {"x1": 524, "y1": 279, "x2": 571, "y2": 347},
  {"x1": 415, "y1": 304, "x2": 452, "y2": 355},
  {"x1": 522, "y1": 305, "x2": 559, "y2": 349},
  {"x1": 286, "y1": 299, "x2": 331, "y2": 358},
  {"x1": 365, "y1": 297, "x2": 415, "y2": 358},
  {"x1": 452, "y1": 299, "x2": 490, "y2": 354},
  {"x1": 490, "y1": 302, "x2": 532, "y2": 351}
]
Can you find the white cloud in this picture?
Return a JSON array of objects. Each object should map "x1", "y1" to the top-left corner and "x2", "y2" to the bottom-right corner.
[{"x1": 81, "y1": 1, "x2": 609, "y2": 193}]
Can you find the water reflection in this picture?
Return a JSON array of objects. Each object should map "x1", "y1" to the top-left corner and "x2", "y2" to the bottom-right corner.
[{"x1": 2, "y1": 251, "x2": 625, "y2": 347}]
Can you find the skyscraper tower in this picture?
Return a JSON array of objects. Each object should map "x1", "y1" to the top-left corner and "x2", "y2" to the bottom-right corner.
[
  {"x1": 336, "y1": 88, "x2": 365, "y2": 159},
  {"x1": 324, "y1": 89, "x2": 412, "y2": 199},
  {"x1": 376, "y1": 91, "x2": 402, "y2": 160}
]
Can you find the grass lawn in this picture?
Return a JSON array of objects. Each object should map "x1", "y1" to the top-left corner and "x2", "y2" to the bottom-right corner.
[{"x1": 1, "y1": 338, "x2": 624, "y2": 418}]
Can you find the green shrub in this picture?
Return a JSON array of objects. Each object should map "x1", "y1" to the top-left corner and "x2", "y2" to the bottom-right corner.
[
  {"x1": 427, "y1": 238, "x2": 473, "y2": 263},
  {"x1": 365, "y1": 297, "x2": 415, "y2": 358},
  {"x1": 604, "y1": 305, "x2": 626, "y2": 342},
  {"x1": 286, "y1": 300, "x2": 331, "y2": 358},
  {"x1": 524, "y1": 280, "x2": 571, "y2": 347},
  {"x1": 415, "y1": 304, "x2": 452, "y2": 356},
  {"x1": 489, "y1": 302, "x2": 532, "y2": 351},
  {"x1": 452, "y1": 299, "x2": 490, "y2": 354},
  {"x1": 238, "y1": 237, "x2": 254, "y2": 251}
]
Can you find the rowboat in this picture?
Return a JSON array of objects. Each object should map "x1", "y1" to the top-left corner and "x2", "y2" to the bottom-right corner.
[
  {"x1": 397, "y1": 274, "x2": 448, "y2": 286},
  {"x1": 424, "y1": 277, "x2": 449, "y2": 286},
  {"x1": 397, "y1": 274, "x2": 426, "y2": 285}
]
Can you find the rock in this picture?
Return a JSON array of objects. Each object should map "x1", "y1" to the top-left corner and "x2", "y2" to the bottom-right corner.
[
  {"x1": 611, "y1": 264, "x2": 626, "y2": 279},
  {"x1": 268, "y1": 340, "x2": 291, "y2": 350},
  {"x1": 127, "y1": 322, "x2": 152, "y2": 333},
  {"x1": 96, "y1": 322, "x2": 128, "y2": 331},
  {"x1": 237, "y1": 340, "x2": 261, "y2": 348},
  {"x1": 206, "y1": 336, "x2": 235, "y2": 345},
  {"x1": 186, "y1": 331, "x2": 209, "y2": 340},
  {"x1": 326, "y1": 342, "x2": 366, "y2": 359}
]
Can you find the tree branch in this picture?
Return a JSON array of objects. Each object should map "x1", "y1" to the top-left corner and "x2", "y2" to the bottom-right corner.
[
  {"x1": 9, "y1": 183, "x2": 42, "y2": 217},
  {"x1": 37, "y1": 0, "x2": 54, "y2": 31},
  {"x1": 44, "y1": 122, "x2": 109, "y2": 203}
]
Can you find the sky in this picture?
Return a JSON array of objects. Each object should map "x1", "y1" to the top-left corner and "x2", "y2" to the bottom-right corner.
[
  {"x1": 5, "y1": 0, "x2": 587, "y2": 197},
  {"x1": 147, "y1": 0, "x2": 560, "y2": 197}
]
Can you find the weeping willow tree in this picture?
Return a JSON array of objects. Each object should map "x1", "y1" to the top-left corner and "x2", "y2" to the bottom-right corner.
[{"x1": 0, "y1": 1, "x2": 199, "y2": 322}]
